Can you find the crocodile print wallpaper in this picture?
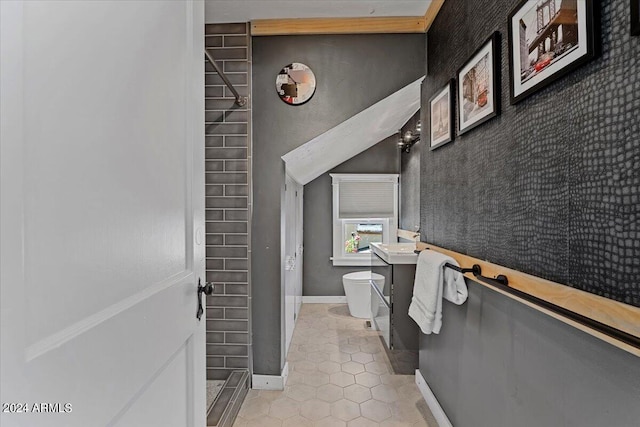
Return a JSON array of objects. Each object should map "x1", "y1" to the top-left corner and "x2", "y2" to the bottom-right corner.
[{"x1": 420, "y1": 0, "x2": 640, "y2": 307}]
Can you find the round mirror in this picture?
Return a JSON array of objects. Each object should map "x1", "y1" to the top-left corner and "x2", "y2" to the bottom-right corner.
[{"x1": 275, "y1": 63, "x2": 316, "y2": 105}]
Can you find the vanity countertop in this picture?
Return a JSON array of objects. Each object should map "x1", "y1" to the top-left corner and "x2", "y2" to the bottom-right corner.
[{"x1": 370, "y1": 242, "x2": 418, "y2": 265}]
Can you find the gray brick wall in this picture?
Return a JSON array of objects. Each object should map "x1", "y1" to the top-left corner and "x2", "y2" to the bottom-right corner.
[{"x1": 205, "y1": 23, "x2": 251, "y2": 381}]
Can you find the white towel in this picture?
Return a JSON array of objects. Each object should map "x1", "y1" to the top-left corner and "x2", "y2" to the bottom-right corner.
[{"x1": 408, "y1": 250, "x2": 468, "y2": 334}]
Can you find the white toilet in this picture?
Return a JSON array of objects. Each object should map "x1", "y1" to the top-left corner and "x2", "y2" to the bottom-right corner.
[{"x1": 342, "y1": 271, "x2": 385, "y2": 318}]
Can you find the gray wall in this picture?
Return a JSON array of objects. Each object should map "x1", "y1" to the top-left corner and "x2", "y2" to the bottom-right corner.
[
  {"x1": 400, "y1": 111, "x2": 421, "y2": 232},
  {"x1": 421, "y1": 281, "x2": 640, "y2": 427},
  {"x1": 303, "y1": 137, "x2": 399, "y2": 297},
  {"x1": 252, "y1": 33, "x2": 425, "y2": 375},
  {"x1": 204, "y1": 23, "x2": 251, "y2": 380},
  {"x1": 418, "y1": 0, "x2": 640, "y2": 426}
]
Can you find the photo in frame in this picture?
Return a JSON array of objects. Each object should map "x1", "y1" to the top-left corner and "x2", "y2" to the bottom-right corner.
[
  {"x1": 632, "y1": 0, "x2": 640, "y2": 36},
  {"x1": 457, "y1": 32, "x2": 501, "y2": 135},
  {"x1": 508, "y1": 0, "x2": 598, "y2": 104},
  {"x1": 429, "y1": 79, "x2": 455, "y2": 150}
]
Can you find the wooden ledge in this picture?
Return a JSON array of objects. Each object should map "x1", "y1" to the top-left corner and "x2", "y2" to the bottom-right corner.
[
  {"x1": 251, "y1": 16, "x2": 426, "y2": 36},
  {"x1": 423, "y1": 0, "x2": 445, "y2": 32},
  {"x1": 250, "y1": 0, "x2": 445, "y2": 36},
  {"x1": 408, "y1": 237, "x2": 640, "y2": 357}
]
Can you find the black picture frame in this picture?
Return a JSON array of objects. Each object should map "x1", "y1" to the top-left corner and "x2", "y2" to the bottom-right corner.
[
  {"x1": 456, "y1": 32, "x2": 501, "y2": 136},
  {"x1": 508, "y1": 0, "x2": 598, "y2": 104},
  {"x1": 429, "y1": 79, "x2": 455, "y2": 150},
  {"x1": 632, "y1": 0, "x2": 640, "y2": 36}
]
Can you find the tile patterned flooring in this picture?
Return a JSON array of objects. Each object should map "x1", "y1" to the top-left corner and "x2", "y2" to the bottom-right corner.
[{"x1": 233, "y1": 304, "x2": 437, "y2": 427}]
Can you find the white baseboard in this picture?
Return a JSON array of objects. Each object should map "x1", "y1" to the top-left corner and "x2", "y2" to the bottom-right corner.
[
  {"x1": 302, "y1": 296, "x2": 347, "y2": 304},
  {"x1": 281, "y1": 361, "x2": 289, "y2": 387},
  {"x1": 415, "y1": 369, "x2": 453, "y2": 427},
  {"x1": 252, "y1": 362, "x2": 289, "y2": 390}
]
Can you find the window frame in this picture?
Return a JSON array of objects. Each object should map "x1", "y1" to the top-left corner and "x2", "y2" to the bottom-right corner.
[{"x1": 330, "y1": 174, "x2": 399, "y2": 267}]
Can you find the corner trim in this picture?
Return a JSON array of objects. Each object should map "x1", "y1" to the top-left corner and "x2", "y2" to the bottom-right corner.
[
  {"x1": 301, "y1": 296, "x2": 347, "y2": 304},
  {"x1": 423, "y1": 0, "x2": 445, "y2": 32},
  {"x1": 252, "y1": 362, "x2": 289, "y2": 390},
  {"x1": 415, "y1": 369, "x2": 453, "y2": 427}
]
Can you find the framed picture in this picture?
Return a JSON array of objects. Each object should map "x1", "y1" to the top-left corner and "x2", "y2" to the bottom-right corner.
[
  {"x1": 429, "y1": 79, "x2": 455, "y2": 150},
  {"x1": 632, "y1": 0, "x2": 640, "y2": 36},
  {"x1": 457, "y1": 32, "x2": 501, "y2": 135},
  {"x1": 508, "y1": 0, "x2": 598, "y2": 104}
]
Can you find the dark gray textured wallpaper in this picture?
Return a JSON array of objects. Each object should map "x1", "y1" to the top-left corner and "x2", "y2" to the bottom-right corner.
[{"x1": 421, "y1": 0, "x2": 640, "y2": 307}]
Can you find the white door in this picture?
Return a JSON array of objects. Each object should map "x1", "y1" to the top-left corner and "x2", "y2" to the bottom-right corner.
[
  {"x1": 295, "y1": 185, "x2": 304, "y2": 318},
  {"x1": 283, "y1": 174, "x2": 304, "y2": 359},
  {"x1": 0, "y1": 2, "x2": 206, "y2": 427},
  {"x1": 282, "y1": 174, "x2": 297, "y2": 357}
]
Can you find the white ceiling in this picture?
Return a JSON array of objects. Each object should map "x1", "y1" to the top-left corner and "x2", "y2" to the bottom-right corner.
[
  {"x1": 205, "y1": 1, "x2": 431, "y2": 23},
  {"x1": 282, "y1": 77, "x2": 423, "y2": 185}
]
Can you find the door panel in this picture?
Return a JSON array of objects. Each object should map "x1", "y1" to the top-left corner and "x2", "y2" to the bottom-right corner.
[
  {"x1": 0, "y1": 2, "x2": 206, "y2": 426},
  {"x1": 114, "y1": 343, "x2": 189, "y2": 427},
  {"x1": 295, "y1": 186, "x2": 304, "y2": 317},
  {"x1": 283, "y1": 174, "x2": 297, "y2": 356},
  {"x1": 282, "y1": 174, "x2": 304, "y2": 363},
  {"x1": 23, "y1": 0, "x2": 190, "y2": 344},
  {"x1": 283, "y1": 175, "x2": 304, "y2": 358}
]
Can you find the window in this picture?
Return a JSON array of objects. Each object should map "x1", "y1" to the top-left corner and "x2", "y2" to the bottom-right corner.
[
  {"x1": 344, "y1": 222, "x2": 384, "y2": 253},
  {"x1": 330, "y1": 174, "x2": 399, "y2": 266}
]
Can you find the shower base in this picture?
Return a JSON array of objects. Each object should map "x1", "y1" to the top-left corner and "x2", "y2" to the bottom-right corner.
[{"x1": 206, "y1": 370, "x2": 249, "y2": 427}]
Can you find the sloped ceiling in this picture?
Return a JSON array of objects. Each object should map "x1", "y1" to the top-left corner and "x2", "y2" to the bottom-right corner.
[
  {"x1": 205, "y1": 1, "x2": 431, "y2": 23},
  {"x1": 281, "y1": 77, "x2": 423, "y2": 185}
]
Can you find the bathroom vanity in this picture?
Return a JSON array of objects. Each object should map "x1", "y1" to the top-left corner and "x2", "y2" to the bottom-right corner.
[{"x1": 369, "y1": 243, "x2": 419, "y2": 373}]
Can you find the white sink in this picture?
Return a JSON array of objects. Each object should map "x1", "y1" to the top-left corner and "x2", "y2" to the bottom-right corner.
[{"x1": 371, "y1": 242, "x2": 418, "y2": 264}]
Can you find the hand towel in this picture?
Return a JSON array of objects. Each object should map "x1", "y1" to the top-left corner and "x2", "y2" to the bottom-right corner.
[{"x1": 408, "y1": 250, "x2": 468, "y2": 334}]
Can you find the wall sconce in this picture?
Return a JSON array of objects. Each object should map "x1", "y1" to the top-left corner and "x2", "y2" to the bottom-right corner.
[{"x1": 397, "y1": 120, "x2": 421, "y2": 153}]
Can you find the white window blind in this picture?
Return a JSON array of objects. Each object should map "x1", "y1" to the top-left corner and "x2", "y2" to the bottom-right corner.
[{"x1": 338, "y1": 181, "x2": 395, "y2": 218}]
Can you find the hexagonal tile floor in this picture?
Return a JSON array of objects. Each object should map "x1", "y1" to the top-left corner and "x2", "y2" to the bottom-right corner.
[{"x1": 233, "y1": 304, "x2": 437, "y2": 427}]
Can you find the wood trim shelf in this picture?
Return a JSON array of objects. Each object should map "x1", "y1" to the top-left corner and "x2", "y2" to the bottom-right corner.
[
  {"x1": 251, "y1": 16, "x2": 426, "y2": 36},
  {"x1": 400, "y1": 231, "x2": 640, "y2": 357},
  {"x1": 250, "y1": 0, "x2": 446, "y2": 36}
]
